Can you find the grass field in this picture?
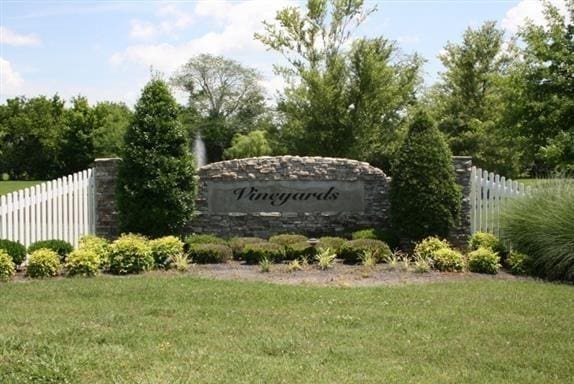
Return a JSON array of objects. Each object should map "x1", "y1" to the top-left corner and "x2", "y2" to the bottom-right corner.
[
  {"x1": 1, "y1": 275, "x2": 573, "y2": 383},
  {"x1": 0, "y1": 181, "x2": 42, "y2": 196}
]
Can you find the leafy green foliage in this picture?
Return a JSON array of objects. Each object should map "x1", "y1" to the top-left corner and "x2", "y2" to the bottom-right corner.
[
  {"x1": 150, "y1": 236, "x2": 185, "y2": 269},
  {"x1": 108, "y1": 234, "x2": 154, "y2": 275},
  {"x1": 285, "y1": 241, "x2": 318, "y2": 261},
  {"x1": 184, "y1": 234, "x2": 227, "y2": 247},
  {"x1": 0, "y1": 250, "x2": 15, "y2": 281},
  {"x1": 229, "y1": 237, "x2": 265, "y2": 259},
  {"x1": 318, "y1": 237, "x2": 346, "y2": 253},
  {"x1": 78, "y1": 235, "x2": 110, "y2": 270},
  {"x1": 507, "y1": 251, "x2": 532, "y2": 276},
  {"x1": 269, "y1": 234, "x2": 308, "y2": 247},
  {"x1": 27, "y1": 249, "x2": 60, "y2": 278},
  {"x1": 352, "y1": 228, "x2": 399, "y2": 249},
  {"x1": 223, "y1": 130, "x2": 272, "y2": 160},
  {"x1": 240, "y1": 242, "x2": 285, "y2": 264},
  {"x1": 117, "y1": 78, "x2": 196, "y2": 237},
  {"x1": 338, "y1": 239, "x2": 392, "y2": 264},
  {"x1": 501, "y1": 179, "x2": 574, "y2": 281},
  {"x1": 28, "y1": 240, "x2": 73, "y2": 263},
  {"x1": 59, "y1": 96, "x2": 97, "y2": 175},
  {"x1": 468, "y1": 248, "x2": 500, "y2": 275},
  {"x1": 432, "y1": 248, "x2": 465, "y2": 272},
  {"x1": 414, "y1": 236, "x2": 452, "y2": 261},
  {"x1": 92, "y1": 101, "x2": 132, "y2": 158},
  {"x1": 0, "y1": 239, "x2": 26, "y2": 266},
  {"x1": 188, "y1": 244, "x2": 233, "y2": 264},
  {"x1": 469, "y1": 232, "x2": 506, "y2": 255},
  {"x1": 65, "y1": 249, "x2": 100, "y2": 277},
  {"x1": 390, "y1": 110, "x2": 462, "y2": 241}
]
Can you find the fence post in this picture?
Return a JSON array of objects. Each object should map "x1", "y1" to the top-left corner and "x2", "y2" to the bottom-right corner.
[{"x1": 93, "y1": 158, "x2": 121, "y2": 239}]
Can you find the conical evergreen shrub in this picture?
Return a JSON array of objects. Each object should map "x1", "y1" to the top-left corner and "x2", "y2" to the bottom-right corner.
[
  {"x1": 390, "y1": 110, "x2": 461, "y2": 242},
  {"x1": 117, "y1": 78, "x2": 196, "y2": 237}
]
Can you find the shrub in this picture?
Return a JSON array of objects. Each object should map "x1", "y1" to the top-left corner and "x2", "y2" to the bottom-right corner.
[
  {"x1": 315, "y1": 248, "x2": 337, "y2": 270},
  {"x1": 414, "y1": 236, "x2": 451, "y2": 261},
  {"x1": 0, "y1": 239, "x2": 26, "y2": 266},
  {"x1": 184, "y1": 234, "x2": 227, "y2": 247},
  {"x1": 501, "y1": 179, "x2": 574, "y2": 281},
  {"x1": 390, "y1": 110, "x2": 461, "y2": 242},
  {"x1": 285, "y1": 241, "x2": 317, "y2": 261},
  {"x1": 150, "y1": 236, "x2": 185, "y2": 268},
  {"x1": 78, "y1": 235, "x2": 110, "y2": 270},
  {"x1": 318, "y1": 237, "x2": 346, "y2": 253},
  {"x1": 468, "y1": 247, "x2": 500, "y2": 274},
  {"x1": 117, "y1": 78, "x2": 196, "y2": 237},
  {"x1": 65, "y1": 249, "x2": 100, "y2": 277},
  {"x1": 28, "y1": 240, "x2": 73, "y2": 263},
  {"x1": 188, "y1": 244, "x2": 232, "y2": 264},
  {"x1": 27, "y1": 249, "x2": 60, "y2": 278},
  {"x1": 0, "y1": 250, "x2": 15, "y2": 281},
  {"x1": 469, "y1": 232, "x2": 506, "y2": 255},
  {"x1": 268, "y1": 234, "x2": 308, "y2": 247},
  {"x1": 229, "y1": 237, "x2": 265, "y2": 259},
  {"x1": 507, "y1": 251, "x2": 533, "y2": 276},
  {"x1": 241, "y1": 242, "x2": 285, "y2": 264},
  {"x1": 432, "y1": 248, "x2": 465, "y2": 272},
  {"x1": 338, "y1": 239, "x2": 392, "y2": 264},
  {"x1": 108, "y1": 234, "x2": 154, "y2": 275},
  {"x1": 352, "y1": 229, "x2": 400, "y2": 249}
]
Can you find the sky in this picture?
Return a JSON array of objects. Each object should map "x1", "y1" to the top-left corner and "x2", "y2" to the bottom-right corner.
[{"x1": 0, "y1": 0, "x2": 569, "y2": 107}]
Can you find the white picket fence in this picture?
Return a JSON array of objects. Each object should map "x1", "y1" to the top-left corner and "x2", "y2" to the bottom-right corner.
[
  {"x1": 470, "y1": 166, "x2": 530, "y2": 237},
  {"x1": 0, "y1": 169, "x2": 96, "y2": 248}
]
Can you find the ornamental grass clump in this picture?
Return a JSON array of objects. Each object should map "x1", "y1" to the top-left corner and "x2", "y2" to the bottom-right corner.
[
  {"x1": 108, "y1": 234, "x2": 154, "y2": 275},
  {"x1": 467, "y1": 247, "x2": 500, "y2": 275},
  {"x1": 501, "y1": 179, "x2": 574, "y2": 281},
  {"x1": 150, "y1": 236, "x2": 185, "y2": 269},
  {"x1": 0, "y1": 239, "x2": 26, "y2": 267},
  {"x1": 432, "y1": 248, "x2": 465, "y2": 272},
  {"x1": 65, "y1": 249, "x2": 100, "y2": 277},
  {"x1": 315, "y1": 247, "x2": 337, "y2": 270},
  {"x1": 0, "y1": 250, "x2": 15, "y2": 281},
  {"x1": 27, "y1": 249, "x2": 60, "y2": 278}
]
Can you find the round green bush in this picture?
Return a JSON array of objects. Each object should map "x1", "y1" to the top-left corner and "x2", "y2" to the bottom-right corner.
[
  {"x1": 188, "y1": 244, "x2": 232, "y2": 264},
  {"x1": 507, "y1": 251, "x2": 532, "y2": 276},
  {"x1": 184, "y1": 234, "x2": 227, "y2": 247},
  {"x1": 390, "y1": 110, "x2": 462, "y2": 242},
  {"x1": 469, "y1": 232, "x2": 506, "y2": 255},
  {"x1": 241, "y1": 242, "x2": 285, "y2": 264},
  {"x1": 0, "y1": 239, "x2": 26, "y2": 266},
  {"x1": 229, "y1": 237, "x2": 265, "y2": 259},
  {"x1": 351, "y1": 229, "x2": 378, "y2": 240},
  {"x1": 150, "y1": 236, "x2": 185, "y2": 268},
  {"x1": 318, "y1": 237, "x2": 346, "y2": 253},
  {"x1": 432, "y1": 248, "x2": 465, "y2": 272},
  {"x1": 108, "y1": 234, "x2": 154, "y2": 275},
  {"x1": 338, "y1": 239, "x2": 392, "y2": 264},
  {"x1": 352, "y1": 229, "x2": 400, "y2": 249},
  {"x1": 285, "y1": 241, "x2": 318, "y2": 261},
  {"x1": 27, "y1": 249, "x2": 61, "y2": 278},
  {"x1": 468, "y1": 247, "x2": 500, "y2": 274},
  {"x1": 28, "y1": 240, "x2": 73, "y2": 263},
  {"x1": 65, "y1": 249, "x2": 100, "y2": 277},
  {"x1": 0, "y1": 250, "x2": 15, "y2": 281},
  {"x1": 78, "y1": 235, "x2": 110, "y2": 270},
  {"x1": 268, "y1": 234, "x2": 308, "y2": 247},
  {"x1": 414, "y1": 236, "x2": 451, "y2": 260}
]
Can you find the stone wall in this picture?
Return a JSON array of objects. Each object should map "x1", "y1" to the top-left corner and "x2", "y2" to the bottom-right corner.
[
  {"x1": 189, "y1": 156, "x2": 391, "y2": 238},
  {"x1": 93, "y1": 156, "x2": 473, "y2": 247}
]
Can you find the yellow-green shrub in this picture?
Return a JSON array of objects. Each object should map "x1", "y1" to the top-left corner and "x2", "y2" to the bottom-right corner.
[
  {"x1": 468, "y1": 247, "x2": 500, "y2": 274},
  {"x1": 469, "y1": 232, "x2": 506, "y2": 255},
  {"x1": 78, "y1": 235, "x2": 110, "y2": 270},
  {"x1": 27, "y1": 249, "x2": 60, "y2": 278},
  {"x1": 66, "y1": 249, "x2": 100, "y2": 277},
  {"x1": 269, "y1": 234, "x2": 308, "y2": 247},
  {"x1": 432, "y1": 248, "x2": 465, "y2": 272},
  {"x1": 414, "y1": 236, "x2": 451, "y2": 260},
  {"x1": 318, "y1": 237, "x2": 346, "y2": 253},
  {"x1": 507, "y1": 251, "x2": 532, "y2": 276},
  {"x1": 108, "y1": 234, "x2": 153, "y2": 275},
  {"x1": 0, "y1": 250, "x2": 15, "y2": 281},
  {"x1": 150, "y1": 236, "x2": 185, "y2": 268}
]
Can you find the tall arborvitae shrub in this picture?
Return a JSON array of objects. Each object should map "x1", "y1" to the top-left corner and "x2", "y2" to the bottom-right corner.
[
  {"x1": 390, "y1": 110, "x2": 461, "y2": 242},
  {"x1": 117, "y1": 79, "x2": 196, "y2": 237}
]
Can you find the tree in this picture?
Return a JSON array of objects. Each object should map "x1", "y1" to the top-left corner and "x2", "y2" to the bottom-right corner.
[
  {"x1": 172, "y1": 54, "x2": 267, "y2": 162},
  {"x1": 256, "y1": 0, "x2": 421, "y2": 169},
  {"x1": 92, "y1": 101, "x2": 133, "y2": 158},
  {"x1": 59, "y1": 96, "x2": 96, "y2": 175},
  {"x1": 503, "y1": 0, "x2": 574, "y2": 175},
  {"x1": 117, "y1": 78, "x2": 196, "y2": 237},
  {"x1": 223, "y1": 130, "x2": 272, "y2": 159},
  {"x1": 430, "y1": 21, "x2": 521, "y2": 177},
  {"x1": 390, "y1": 110, "x2": 461, "y2": 242}
]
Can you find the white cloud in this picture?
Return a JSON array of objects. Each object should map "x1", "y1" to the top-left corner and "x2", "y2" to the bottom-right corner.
[
  {"x1": 502, "y1": 0, "x2": 569, "y2": 33},
  {"x1": 0, "y1": 57, "x2": 24, "y2": 97},
  {"x1": 129, "y1": 20, "x2": 157, "y2": 39},
  {"x1": 112, "y1": 0, "x2": 290, "y2": 72},
  {"x1": 0, "y1": 26, "x2": 41, "y2": 46}
]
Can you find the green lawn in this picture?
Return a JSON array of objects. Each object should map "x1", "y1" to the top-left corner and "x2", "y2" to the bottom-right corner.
[
  {"x1": 0, "y1": 181, "x2": 42, "y2": 196},
  {"x1": 0, "y1": 275, "x2": 572, "y2": 383}
]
